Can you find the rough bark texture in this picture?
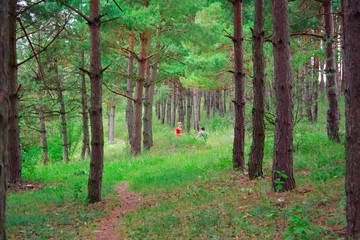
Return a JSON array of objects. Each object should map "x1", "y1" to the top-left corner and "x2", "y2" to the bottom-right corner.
[
  {"x1": 108, "y1": 105, "x2": 115, "y2": 142},
  {"x1": 313, "y1": 54, "x2": 319, "y2": 122},
  {"x1": 249, "y1": 0, "x2": 265, "y2": 180},
  {"x1": 232, "y1": 0, "x2": 246, "y2": 170},
  {"x1": 0, "y1": 1, "x2": 9, "y2": 236},
  {"x1": 323, "y1": 0, "x2": 341, "y2": 142},
  {"x1": 344, "y1": 1, "x2": 360, "y2": 238},
  {"x1": 56, "y1": 67, "x2": 69, "y2": 163},
  {"x1": 8, "y1": 0, "x2": 21, "y2": 183},
  {"x1": 132, "y1": 30, "x2": 149, "y2": 155},
  {"x1": 271, "y1": 0, "x2": 296, "y2": 192},
  {"x1": 305, "y1": 62, "x2": 313, "y2": 121},
  {"x1": 126, "y1": 31, "x2": 135, "y2": 148},
  {"x1": 193, "y1": 89, "x2": 199, "y2": 132},
  {"x1": 80, "y1": 45, "x2": 90, "y2": 159},
  {"x1": 186, "y1": 90, "x2": 192, "y2": 133},
  {"x1": 219, "y1": 89, "x2": 224, "y2": 117},
  {"x1": 88, "y1": 0, "x2": 105, "y2": 203}
]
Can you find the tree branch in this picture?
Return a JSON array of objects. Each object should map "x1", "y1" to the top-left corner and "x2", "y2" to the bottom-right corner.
[
  {"x1": 115, "y1": 62, "x2": 128, "y2": 74},
  {"x1": 290, "y1": 32, "x2": 323, "y2": 39},
  {"x1": 16, "y1": 20, "x2": 52, "y2": 41},
  {"x1": 17, "y1": 0, "x2": 46, "y2": 16},
  {"x1": 119, "y1": 47, "x2": 141, "y2": 61},
  {"x1": 79, "y1": 67, "x2": 91, "y2": 76},
  {"x1": 102, "y1": 81, "x2": 136, "y2": 102},
  {"x1": 59, "y1": 0, "x2": 90, "y2": 23}
]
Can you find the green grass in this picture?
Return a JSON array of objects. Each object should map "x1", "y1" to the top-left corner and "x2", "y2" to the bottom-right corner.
[{"x1": 7, "y1": 98, "x2": 347, "y2": 239}]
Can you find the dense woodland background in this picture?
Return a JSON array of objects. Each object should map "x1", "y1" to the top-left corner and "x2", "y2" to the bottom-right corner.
[{"x1": 0, "y1": 0, "x2": 360, "y2": 239}]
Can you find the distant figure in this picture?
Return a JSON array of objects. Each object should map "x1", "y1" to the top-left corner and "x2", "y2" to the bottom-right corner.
[
  {"x1": 198, "y1": 126, "x2": 208, "y2": 142},
  {"x1": 175, "y1": 122, "x2": 183, "y2": 136}
]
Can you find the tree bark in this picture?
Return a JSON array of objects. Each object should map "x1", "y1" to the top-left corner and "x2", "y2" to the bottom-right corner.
[
  {"x1": 193, "y1": 89, "x2": 199, "y2": 132},
  {"x1": 206, "y1": 91, "x2": 210, "y2": 119},
  {"x1": 230, "y1": 100, "x2": 234, "y2": 120},
  {"x1": 298, "y1": 69, "x2": 304, "y2": 119},
  {"x1": 178, "y1": 88, "x2": 184, "y2": 123},
  {"x1": 223, "y1": 89, "x2": 227, "y2": 114},
  {"x1": 323, "y1": 0, "x2": 341, "y2": 142},
  {"x1": 305, "y1": 62, "x2": 313, "y2": 121},
  {"x1": 344, "y1": 1, "x2": 360, "y2": 238},
  {"x1": 219, "y1": 89, "x2": 224, "y2": 117},
  {"x1": 197, "y1": 91, "x2": 201, "y2": 121},
  {"x1": 87, "y1": 0, "x2": 104, "y2": 203},
  {"x1": 0, "y1": 0, "x2": 9, "y2": 236},
  {"x1": 8, "y1": 0, "x2": 21, "y2": 183},
  {"x1": 126, "y1": 31, "x2": 135, "y2": 148},
  {"x1": 166, "y1": 93, "x2": 171, "y2": 124},
  {"x1": 186, "y1": 89, "x2": 192, "y2": 133},
  {"x1": 172, "y1": 88, "x2": 176, "y2": 126},
  {"x1": 161, "y1": 99, "x2": 166, "y2": 124},
  {"x1": 271, "y1": 0, "x2": 296, "y2": 192},
  {"x1": 249, "y1": 0, "x2": 265, "y2": 180},
  {"x1": 212, "y1": 91, "x2": 216, "y2": 118},
  {"x1": 232, "y1": 0, "x2": 246, "y2": 170},
  {"x1": 108, "y1": 105, "x2": 115, "y2": 142},
  {"x1": 55, "y1": 65, "x2": 69, "y2": 163},
  {"x1": 313, "y1": 53, "x2": 320, "y2": 122},
  {"x1": 80, "y1": 44, "x2": 90, "y2": 159},
  {"x1": 320, "y1": 60, "x2": 325, "y2": 100}
]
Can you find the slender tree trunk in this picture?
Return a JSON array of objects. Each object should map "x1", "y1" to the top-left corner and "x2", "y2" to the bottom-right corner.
[
  {"x1": 178, "y1": 88, "x2": 184, "y2": 123},
  {"x1": 320, "y1": 60, "x2": 325, "y2": 100},
  {"x1": 80, "y1": 45, "x2": 90, "y2": 159},
  {"x1": 344, "y1": 1, "x2": 360, "y2": 238},
  {"x1": 88, "y1": 0, "x2": 105, "y2": 203},
  {"x1": 157, "y1": 100, "x2": 161, "y2": 120},
  {"x1": 305, "y1": 62, "x2": 313, "y2": 121},
  {"x1": 126, "y1": 31, "x2": 135, "y2": 147},
  {"x1": 193, "y1": 89, "x2": 199, "y2": 132},
  {"x1": 203, "y1": 91, "x2": 207, "y2": 111},
  {"x1": 298, "y1": 70, "x2": 304, "y2": 119},
  {"x1": 215, "y1": 90, "x2": 220, "y2": 110},
  {"x1": 323, "y1": 0, "x2": 340, "y2": 142},
  {"x1": 55, "y1": 66, "x2": 69, "y2": 163},
  {"x1": 340, "y1": 0, "x2": 345, "y2": 95},
  {"x1": 206, "y1": 91, "x2": 210, "y2": 118},
  {"x1": 161, "y1": 99, "x2": 166, "y2": 124},
  {"x1": 219, "y1": 89, "x2": 224, "y2": 117},
  {"x1": 230, "y1": 100, "x2": 234, "y2": 120},
  {"x1": 232, "y1": 0, "x2": 246, "y2": 170},
  {"x1": 212, "y1": 91, "x2": 216, "y2": 118},
  {"x1": 187, "y1": 90, "x2": 192, "y2": 133},
  {"x1": 197, "y1": 91, "x2": 201, "y2": 121},
  {"x1": 132, "y1": 29, "x2": 149, "y2": 155},
  {"x1": 108, "y1": 105, "x2": 115, "y2": 142},
  {"x1": 271, "y1": 0, "x2": 296, "y2": 192},
  {"x1": 313, "y1": 53, "x2": 320, "y2": 122},
  {"x1": 8, "y1": 0, "x2": 21, "y2": 183},
  {"x1": 249, "y1": 0, "x2": 265, "y2": 180},
  {"x1": 166, "y1": 95, "x2": 171, "y2": 124},
  {"x1": 0, "y1": 1, "x2": 9, "y2": 236},
  {"x1": 172, "y1": 88, "x2": 176, "y2": 126},
  {"x1": 223, "y1": 89, "x2": 227, "y2": 114}
]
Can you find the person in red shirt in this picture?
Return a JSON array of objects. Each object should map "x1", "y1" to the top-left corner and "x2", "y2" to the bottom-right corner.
[{"x1": 175, "y1": 122, "x2": 183, "y2": 136}]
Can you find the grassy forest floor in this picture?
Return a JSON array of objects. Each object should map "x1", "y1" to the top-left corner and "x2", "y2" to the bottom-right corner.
[{"x1": 7, "y1": 100, "x2": 346, "y2": 239}]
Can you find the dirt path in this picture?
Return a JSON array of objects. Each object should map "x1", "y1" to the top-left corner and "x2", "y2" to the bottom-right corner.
[{"x1": 91, "y1": 182, "x2": 139, "y2": 240}]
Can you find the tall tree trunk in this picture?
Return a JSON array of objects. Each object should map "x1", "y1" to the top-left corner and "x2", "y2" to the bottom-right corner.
[
  {"x1": 219, "y1": 89, "x2": 224, "y2": 117},
  {"x1": 172, "y1": 88, "x2": 176, "y2": 126},
  {"x1": 206, "y1": 91, "x2": 210, "y2": 118},
  {"x1": 0, "y1": 0, "x2": 9, "y2": 236},
  {"x1": 161, "y1": 99, "x2": 166, "y2": 124},
  {"x1": 305, "y1": 62, "x2": 313, "y2": 121},
  {"x1": 249, "y1": 0, "x2": 265, "y2": 180},
  {"x1": 197, "y1": 91, "x2": 201, "y2": 121},
  {"x1": 55, "y1": 66, "x2": 69, "y2": 163},
  {"x1": 215, "y1": 90, "x2": 220, "y2": 110},
  {"x1": 344, "y1": 1, "x2": 360, "y2": 238},
  {"x1": 193, "y1": 89, "x2": 199, "y2": 132},
  {"x1": 80, "y1": 44, "x2": 90, "y2": 159},
  {"x1": 132, "y1": 29, "x2": 149, "y2": 155},
  {"x1": 203, "y1": 91, "x2": 207, "y2": 111},
  {"x1": 126, "y1": 31, "x2": 135, "y2": 148},
  {"x1": 298, "y1": 70, "x2": 304, "y2": 119},
  {"x1": 232, "y1": 0, "x2": 246, "y2": 170},
  {"x1": 313, "y1": 53, "x2": 320, "y2": 122},
  {"x1": 323, "y1": 0, "x2": 341, "y2": 142},
  {"x1": 166, "y1": 94, "x2": 171, "y2": 124},
  {"x1": 108, "y1": 105, "x2": 115, "y2": 142},
  {"x1": 230, "y1": 100, "x2": 234, "y2": 120},
  {"x1": 271, "y1": 0, "x2": 296, "y2": 192},
  {"x1": 212, "y1": 91, "x2": 216, "y2": 118},
  {"x1": 320, "y1": 60, "x2": 325, "y2": 100},
  {"x1": 340, "y1": 0, "x2": 345, "y2": 95},
  {"x1": 178, "y1": 88, "x2": 184, "y2": 123},
  {"x1": 223, "y1": 89, "x2": 227, "y2": 114},
  {"x1": 87, "y1": 0, "x2": 105, "y2": 203},
  {"x1": 157, "y1": 100, "x2": 161, "y2": 120},
  {"x1": 8, "y1": 0, "x2": 21, "y2": 183},
  {"x1": 186, "y1": 89, "x2": 192, "y2": 133}
]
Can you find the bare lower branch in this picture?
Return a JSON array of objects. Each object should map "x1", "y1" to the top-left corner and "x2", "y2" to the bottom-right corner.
[
  {"x1": 17, "y1": 0, "x2": 46, "y2": 15},
  {"x1": 16, "y1": 21, "x2": 51, "y2": 41},
  {"x1": 79, "y1": 67, "x2": 91, "y2": 76},
  {"x1": 102, "y1": 81, "x2": 136, "y2": 102},
  {"x1": 119, "y1": 47, "x2": 141, "y2": 61},
  {"x1": 59, "y1": 0, "x2": 90, "y2": 23}
]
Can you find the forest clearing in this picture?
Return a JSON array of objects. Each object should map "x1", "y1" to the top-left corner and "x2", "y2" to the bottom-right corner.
[{"x1": 0, "y1": 0, "x2": 360, "y2": 239}]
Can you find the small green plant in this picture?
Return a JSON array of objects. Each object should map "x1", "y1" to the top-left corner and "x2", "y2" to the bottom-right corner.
[
  {"x1": 273, "y1": 170, "x2": 288, "y2": 191},
  {"x1": 285, "y1": 205, "x2": 313, "y2": 240}
]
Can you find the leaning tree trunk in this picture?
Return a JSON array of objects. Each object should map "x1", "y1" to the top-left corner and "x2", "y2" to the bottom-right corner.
[
  {"x1": 87, "y1": 0, "x2": 105, "y2": 203},
  {"x1": 8, "y1": 0, "x2": 21, "y2": 183},
  {"x1": 80, "y1": 45, "x2": 90, "y2": 159},
  {"x1": 126, "y1": 31, "x2": 135, "y2": 148},
  {"x1": 232, "y1": 0, "x2": 246, "y2": 170},
  {"x1": 186, "y1": 89, "x2": 192, "y2": 133},
  {"x1": 108, "y1": 105, "x2": 115, "y2": 142},
  {"x1": 323, "y1": 0, "x2": 340, "y2": 142},
  {"x1": 193, "y1": 88, "x2": 199, "y2": 132},
  {"x1": 344, "y1": 1, "x2": 360, "y2": 238},
  {"x1": 0, "y1": 0, "x2": 9, "y2": 236},
  {"x1": 249, "y1": 0, "x2": 265, "y2": 180},
  {"x1": 271, "y1": 0, "x2": 296, "y2": 192},
  {"x1": 56, "y1": 66, "x2": 69, "y2": 163}
]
